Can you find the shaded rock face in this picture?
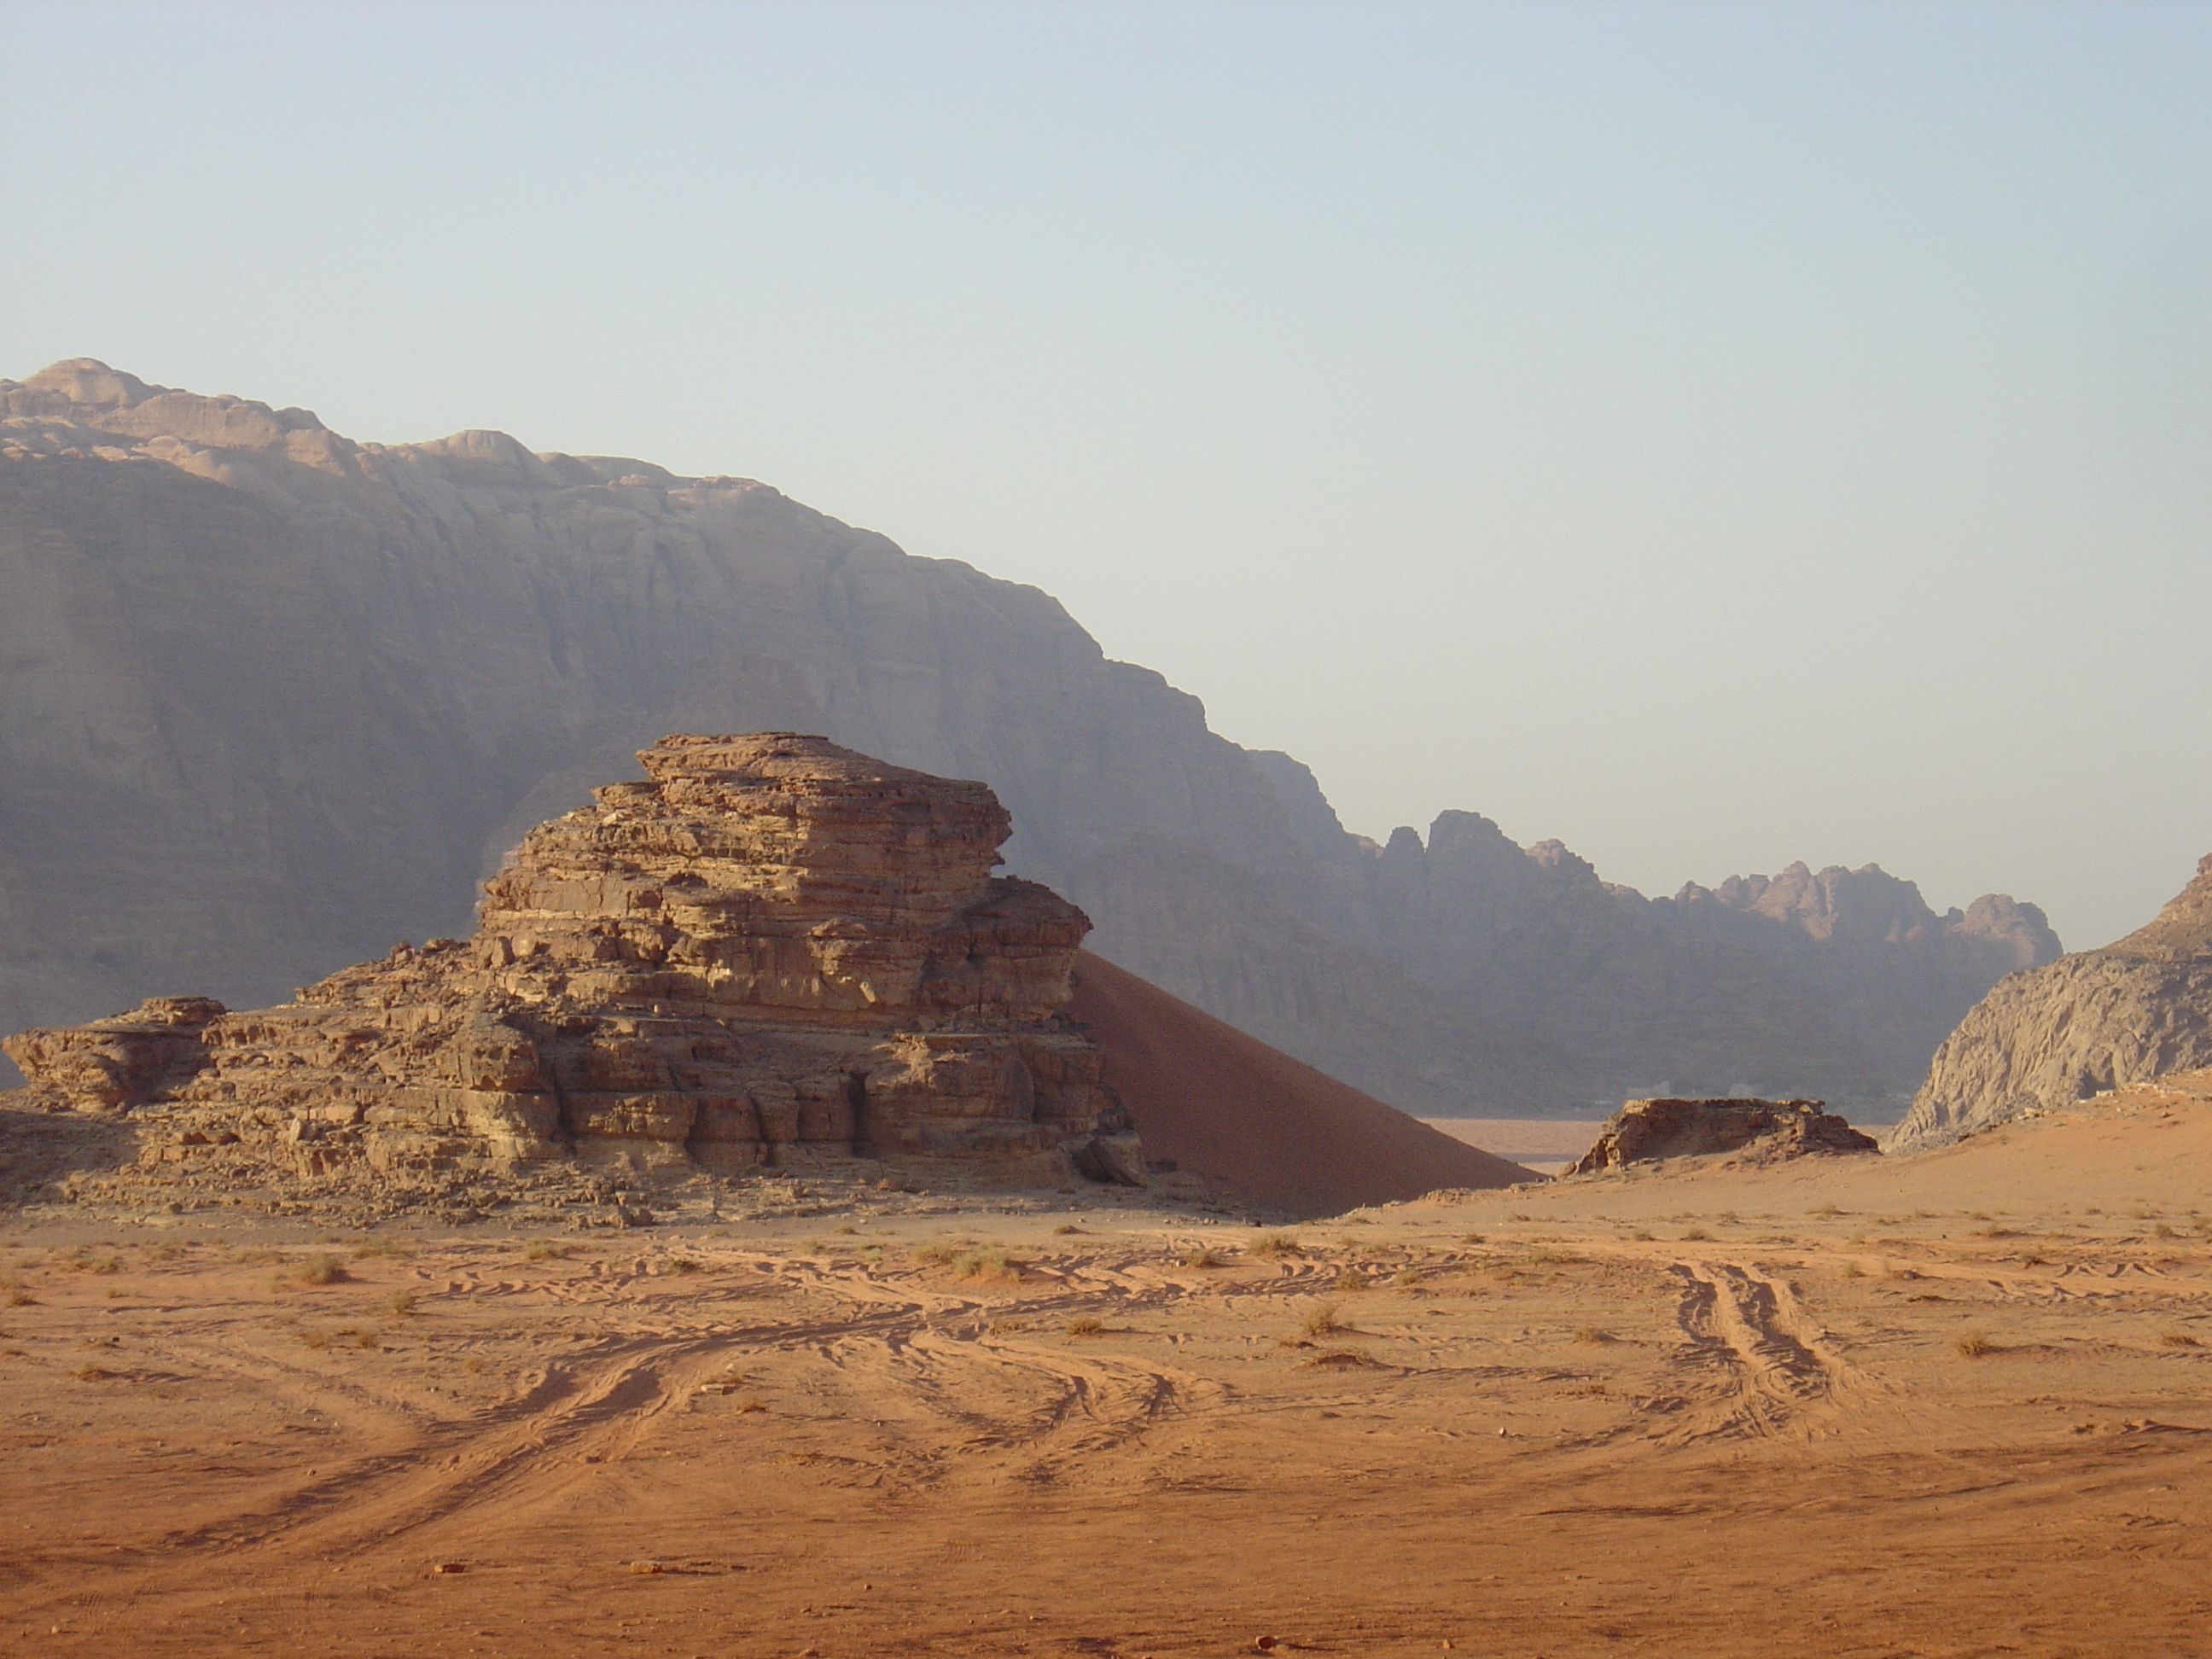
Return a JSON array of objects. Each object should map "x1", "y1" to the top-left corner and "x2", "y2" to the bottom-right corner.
[
  {"x1": 1569, "y1": 1098, "x2": 1878, "y2": 1173},
  {"x1": 1892, "y1": 855, "x2": 2212, "y2": 1152},
  {"x1": 0, "y1": 358, "x2": 2057, "y2": 1115},
  {"x1": 2, "y1": 736, "x2": 1129, "y2": 1179}
]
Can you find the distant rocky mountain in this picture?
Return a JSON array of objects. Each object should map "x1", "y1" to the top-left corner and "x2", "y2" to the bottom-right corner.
[
  {"x1": 0, "y1": 359, "x2": 2060, "y2": 1112},
  {"x1": 1891, "y1": 854, "x2": 2212, "y2": 1150}
]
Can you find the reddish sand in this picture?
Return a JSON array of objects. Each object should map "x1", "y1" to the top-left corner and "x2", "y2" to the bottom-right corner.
[
  {"x1": 1069, "y1": 950, "x2": 1529, "y2": 1210},
  {"x1": 5, "y1": 1080, "x2": 2212, "y2": 1656}
]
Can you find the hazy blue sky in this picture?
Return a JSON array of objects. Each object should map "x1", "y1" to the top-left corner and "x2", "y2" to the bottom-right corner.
[{"x1": 3, "y1": 0, "x2": 2207, "y2": 948}]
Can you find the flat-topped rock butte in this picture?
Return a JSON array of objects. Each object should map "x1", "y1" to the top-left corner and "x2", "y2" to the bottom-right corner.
[{"x1": 2, "y1": 733, "x2": 1523, "y2": 1214}]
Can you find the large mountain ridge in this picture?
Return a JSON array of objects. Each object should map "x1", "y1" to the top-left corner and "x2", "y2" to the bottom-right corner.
[{"x1": 0, "y1": 358, "x2": 2060, "y2": 1111}]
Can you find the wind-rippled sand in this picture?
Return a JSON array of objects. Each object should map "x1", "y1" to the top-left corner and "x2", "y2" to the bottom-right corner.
[{"x1": 5, "y1": 1084, "x2": 2211, "y2": 1657}]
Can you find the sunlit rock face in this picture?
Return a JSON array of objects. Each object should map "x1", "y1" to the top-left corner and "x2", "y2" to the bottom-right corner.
[
  {"x1": 3, "y1": 735, "x2": 1130, "y2": 1179},
  {"x1": 1893, "y1": 853, "x2": 2212, "y2": 1151}
]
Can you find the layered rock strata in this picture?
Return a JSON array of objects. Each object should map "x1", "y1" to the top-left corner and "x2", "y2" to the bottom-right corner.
[
  {"x1": 1569, "y1": 1097, "x2": 1877, "y2": 1173},
  {"x1": 3, "y1": 735, "x2": 1135, "y2": 1182},
  {"x1": 1891, "y1": 855, "x2": 2212, "y2": 1152},
  {"x1": 0, "y1": 358, "x2": 2058, "y2": 1115}
]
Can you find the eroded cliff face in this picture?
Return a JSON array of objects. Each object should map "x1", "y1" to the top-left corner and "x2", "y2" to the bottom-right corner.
[
  {"x1": 1891, "y1": 855, "x2": 2212, "y2": 1151},
  {"x1": 3, "y1": 735, "x2": 1129, "y2": 1181},
  {"x1": 0, "y1": 360, "x2": 2058, "y2": 1113}
]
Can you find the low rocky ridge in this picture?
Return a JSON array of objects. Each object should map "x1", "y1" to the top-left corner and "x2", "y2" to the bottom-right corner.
[
  {"x1": 2, "y1": 735, "x2": 1144, "y2": 1214},
  {"x1": 1890, "y1": 853, "x2": 2212, "y2": 1152},
  {"x1": 1569, "y1": 1097, "x2": 1877, "y2": 1173},
  {"x1": 0, "y1": 358, "x2": 2058, "y2": 1114}
]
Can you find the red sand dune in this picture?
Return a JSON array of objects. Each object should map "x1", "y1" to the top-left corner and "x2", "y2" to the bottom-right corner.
[{"x1": 1068, "y1": 950, "x2": 1530, "y2": 1213}]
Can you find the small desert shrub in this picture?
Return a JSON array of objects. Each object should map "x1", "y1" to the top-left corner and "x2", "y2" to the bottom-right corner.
[
  {"x1": 1973, "y1": 1225, "x2": 2014, "y2": 1239},
  {"x1": 351, "y1": 1237, "x2": 408, "y2": 1260},
  {"x1": 1627, "y1": 1229, "x2": 1655, "y2": 1243},
  {"x1": 520, "y1": 1240, "x2": 569, "y2": 1262},
  {"x1": 1065, "y1": 1314, "x2": 1106, "y2": 1336},
  {"x1": 1330, "y1": 1268, "x2": 1367, "y2": 1292},
  {"x1": 300, "y1": 1326, "x2": 379, "y2": 1352},
  {"x1": 104, "y1": 1287, "x2": 129, "y2": 1300},
  {"x1": 293, "y1": 1254, "x2": 346, "y2": 1287},
  {"x1": 75, "y1": 1255, "x2": 121, "y2": 1276},
  {"x1": 1839, "y1": 1261, "x2": 1866, "y2": 1279},
  {"x1": 1565, "y1": 1381, "x2": 1609, "y2": 1397},
  {"x1": 1967, "y1": 1211, "x2": 1994, "y2": 1223},
  {"x1": 1301, "y1": 1301, "x2": 1344, "y2": 1337},
  {"x1": 1571, "y1": 1326, "x2": 1615, "y2": 1346},
  {"x1": 463, "y1": 1356, "x2": 487, "y2": 1375},
  {"x1": 2153, "y1": 1223, "x2": 2179, "y2": 1240},
  {"x1": 2157, "y1": 1330, "x2": 2202, "y2": 1348},
  {"x1": 940, "y1": 1245, "x2": 1021, "y2": 1281},
  {"x1": 1953, "y1": 1330, "x2": 1994, "y2": 1359},
  {"x1": 832, "y1": 1224, "x2": 858, "y2": 1235},
  {"x1": 987, "y1": 1317, "x2": 1027, "y2": 1335},
  {"x1": 665, "y1": 1257, "x2": 705, "y2": 1276},
  {"x1": 731, "y1": 1396, "x2": 768, "y2": 1413},
  {"x1": 7, "y1": 1290, "x2": 38, "y2": 1307},
  {"x1": 72, "y1": 1364, "x2": 119, "y2": 1381},
  {"x1": 382, "y1": 1289, "x2": 419, "y2": 1318},
  {"x1": 1390, "y1": 1266, "x2": 1422, "y2": 1288},
  {"x1": 1250, "y1": 1232, "x2": 1301, "y2": 1259},
  {"x1": 1460, "y1": 1232, "x2": 1485, "y2": 1245},
  {"x1": 1507, "y1": 1212, "x2": 1534, "y2": 1222},
  {"x1": 1679, "y1": 1230, "x2": 1712, "y2": 1243},
  {"x1": 1179, "y1": 1248, "x2": 1225, "y2": 1269},
  {"x1": 1051, "y1": 1224, "x2": 1084, "y2": 1236},
  {"x1": 2018, "y1": 1254, "x2": 2049, "y2": 1268}
]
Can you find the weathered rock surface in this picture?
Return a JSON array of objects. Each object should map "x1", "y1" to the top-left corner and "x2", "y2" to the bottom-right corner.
[
  {"x1": 1569, "y1": 1097, "x2": 1878, "y2": 1173},
  {"x1": 1891, "y1": 854, "x2": 2212, "y2": 1151},
  {"x1": 3, "y1": 735, "x2": 1133, "y2": 1184},
  {"x1": 0, "y1": 358, "x2": 2058, "y2": 1114}
]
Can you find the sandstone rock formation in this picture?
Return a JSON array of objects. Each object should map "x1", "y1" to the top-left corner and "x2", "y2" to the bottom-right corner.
[
  {"x1": 0, "y1": 358, "x2": 2058, "y2": 1114},
  {"x1": 1569, "y1": 1097, "x2": 1878, "y2": 1173},
  {"x1": 1890, "y1": 854, "x2": 2212, "y2": 1151},
  {"x1": 3, "y1": 735, "x2": 1135, "y2": 1183}
]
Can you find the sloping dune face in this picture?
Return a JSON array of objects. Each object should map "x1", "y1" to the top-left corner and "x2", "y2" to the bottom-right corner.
[{"x1": 1068, "y1": 950, "x2": 1528, "y2": 1212}]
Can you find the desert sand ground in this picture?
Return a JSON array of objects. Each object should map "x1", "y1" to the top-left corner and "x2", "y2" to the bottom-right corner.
[{"x1": 5, "y1": 1079, "x2": 2211, "y2": 1658}]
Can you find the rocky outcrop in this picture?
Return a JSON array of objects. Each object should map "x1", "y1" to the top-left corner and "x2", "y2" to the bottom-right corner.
[
  {"x1": 3, "y1": 735, "x2": 1134, "y2": 1182},
  {"x1": 1890, "y1": 855, "x2": 2212, "y2": 1151},
  {"x1": 1569, "y1": 1097, "x2": 1878, "y2": 1173},
  {"x1": 0, "y1": 359, "x2": 2057, "y2": 1115}
]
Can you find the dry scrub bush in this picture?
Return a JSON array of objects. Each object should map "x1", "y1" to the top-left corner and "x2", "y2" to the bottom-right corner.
[
  {"x1": 72, "y1": 1364, "x2": 119, "y2": 1381},
  {"x1": 351, "y1": 1237, "x2": 408, "y2": 1260},
  {"x1": 1390, "y1": 1267, "x2": 1422, "y2": 1288},
  {"x1": 521, "y1": 1240, "x2": 571, "y2": 1262},
  {"x1": 1250, "y1": 1233, "x2": 1301, "y2": 1259},
  {"x1": 1179, "y1": 1248, "x2": 1225, "y2": 1269},
  {"x1": 1953, "y1": 1330, "x2": 1994, "y2": 1359},
  {"x1": 1330, "y1": 1269, "x2": 1367, "y2": 1292},
  {"x1": 382, "y1": 1289, "x2": 419, "y2": 1318},
  {"x1": 1065, "y1": 1314, "x2": 1106, "y2": 1336},
  {"x1": 2158, "y1": 1330, "x2": 2202, "y2": 1348},
  {"x1": 1301, "y1": 1301, "x2": 1344, "y2": 1337},
  {"x1": 1051, "y1": 1224, "x2": 1084, "y2": 1236},
  {"x1": 665, "y1": 1257, "x2": 706, "y2": 1275},
  {"x1": 1571, "y1": 1326, "x2": 1615, "y2": 1346},
  {"x1": 1839, "y1": 1261, "x2": 1866, "y2": 1279},
  {"x1": 1680, "y1": 1229, "x2": 1713, "y2": 1243},
  {"x1": 293, "y1": 1254, "x2": 346, "y2": 1287}
]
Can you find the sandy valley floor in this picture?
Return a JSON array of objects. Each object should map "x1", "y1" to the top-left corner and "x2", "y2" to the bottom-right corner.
[{"x1": 5, "y1": 1082, "x2": 2212, "y2": 1659}]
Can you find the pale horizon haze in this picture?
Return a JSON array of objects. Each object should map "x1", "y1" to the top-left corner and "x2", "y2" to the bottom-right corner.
[{"x1": 3, "y1": 0, "x2": 2208, "y2": 949}]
